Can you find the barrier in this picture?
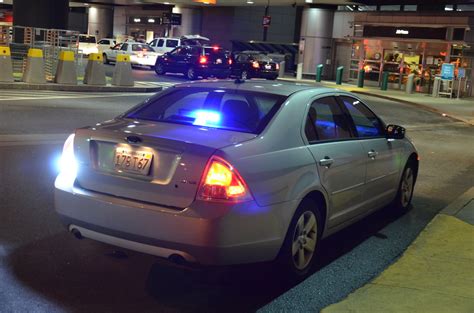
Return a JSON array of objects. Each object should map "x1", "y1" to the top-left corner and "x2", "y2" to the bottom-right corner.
[
  {"x1": 0, "y1": 46, "x2": 14, "y2": 82},
  {"x1": 112, "y1": 54, "x2": 134, "y2": 87},
  {"x1": 335, "y1": 66, "x2": 343, "y2": 85},
  {"x1": 316, "y1": 64, "x2": 323, "y2": 82},
  {"x1": 23, "y1": 48, "x2": 46, "y2": 84},
  {"x1": 84, "y1": 53, "x2": 106, "y2": 86},
  {"x1": 278, "y1": 61, "x2": 285, "y2": 78},
  {"x1": 296, "y1": 63, "x2": 303, "y2": 81},
  {"x1": 406, "y1": 74, "x2": 415, "y2": 94},
  {"x1": 357, "y1": 69, "x2": 365, "y2": 88},
  {"x1": 54, "y1": 51, "x2": 77, "y2": 85}
]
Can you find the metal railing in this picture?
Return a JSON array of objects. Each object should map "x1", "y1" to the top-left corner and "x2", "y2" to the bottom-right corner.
[{"x1": 0, "y1": 25, "x2": 81, "y2": 81}]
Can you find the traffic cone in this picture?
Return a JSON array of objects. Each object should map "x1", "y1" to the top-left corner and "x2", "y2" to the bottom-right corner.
[
  {"x1": 23, "y1": 48, "x2": 46, "y2": 84},
  {"x1": 55, "y1": 50, "x2": 77, "y2": 85},
  {"x1": 112, "y1": 54, "x2": 134, "y2": 86},
  {"x1": 84, "y1": 53, "x2": 106, "y2": 86}
]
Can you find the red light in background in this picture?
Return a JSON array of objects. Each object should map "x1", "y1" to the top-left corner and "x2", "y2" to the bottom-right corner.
[
  {"x1": 199, "y1": 56, "x2": 208, "y2": 64},
  {"x1": 252, "y1": 61, "x2": 259, "y2": 69}
]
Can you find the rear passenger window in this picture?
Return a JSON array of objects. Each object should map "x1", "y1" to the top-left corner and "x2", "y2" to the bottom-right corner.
[
  {"x1": 157, "y1": 39, "x2": 164, "y2": 47},
  {"x1": 339, "y1": 96, "x2": 384, "y2": 138},
  {"x1": 166, "y1": 40, "x2": 178, "y2": 48},
  {"x1": 305, "y1": 96, "x2": 352, "y2": 142}
]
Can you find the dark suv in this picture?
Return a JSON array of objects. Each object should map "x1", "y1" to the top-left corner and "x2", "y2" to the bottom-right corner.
[{"x1": 155, "y1": 45, "x2": 231, "y2": 80}]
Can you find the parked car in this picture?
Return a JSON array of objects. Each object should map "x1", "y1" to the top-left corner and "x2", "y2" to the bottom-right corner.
[
  {"x1": 149, "y1": 35, "x2": 210, "y2": 55},
  {"x1": 55, "y1": 81, "x2": 418, "y2": 279},
  {"x1": 77, "y1": 34, "x2": 98, "y2": 55},
  {"x1": 103, "y1": 42, "x2": 159, "y2": 69},
  {"x1": 97, "y1": 38, "x2": 116, "y2": 53},
  {"x1": 231, "y1": 51, "x2": 279, "y2": 80},
  {"x1": 155, "y1": 45, "x2": 231, "y2": 80}
]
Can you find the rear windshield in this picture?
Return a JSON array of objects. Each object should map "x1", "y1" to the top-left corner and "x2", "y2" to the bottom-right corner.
[
  {"x1": 79, "y1": 36, "x2": 96, "y2": 43},
  {"x1": 204, "y1": 47, "x2": 227, "y2": 57},
  {"x1": 125, "y1": 87, "x2": 286, "y2": 134},
  {"x1": 251, "y1": 54, "x2": 272, "y2": 62},
  {"x1": 132, "y1": 44, "x2": 154, "y2": 52}
]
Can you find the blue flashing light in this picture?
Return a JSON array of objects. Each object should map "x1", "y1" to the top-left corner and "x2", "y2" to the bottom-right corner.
[{"x1": 192, "y1": 110, "x2": 221, "y2": 127}]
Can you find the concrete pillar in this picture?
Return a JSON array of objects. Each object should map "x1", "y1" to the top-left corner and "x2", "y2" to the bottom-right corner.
[
  {"x1": 113, "y1": 7, "x2": 127, "y2": 38},
  {"x1": 299, "y1": 8, "x2": 335, "y2": 77},
  {"x1": 88, "y1": 5, "x2": 113, "y2": 39},
  {"x1": 171, "y1": 6, "x2": 202, "y2": 37},
  {"x1": 13, "y1": 0, "x2": 69, "y2": 29}
]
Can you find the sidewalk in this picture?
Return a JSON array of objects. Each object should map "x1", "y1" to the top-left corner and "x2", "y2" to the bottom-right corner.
[
  {"x1": 278, "y1": 77, "x2": 474, "y2": 126},
  {"x1": 321, "y1": 187, "x2": 474, "y2": 313}
]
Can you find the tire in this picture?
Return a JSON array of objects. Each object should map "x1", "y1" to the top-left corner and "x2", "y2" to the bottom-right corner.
[
  {"x1": 393, "y1": 161, "x2": 416, "y2": 211},
  {"x1": 186, "y1": 67, "x2": 197, "y2": 80},
  {"x1": 277, "y1": 198, "x2": 322, "y2": 280},
  {"x1": 155, "y1": 63, "x2": 165, "y2": 75},
  {"x1": 240, "y1": 70, "x2": 249, "y2": 80},
  {"x1": 267, "y1": 75, "x2": 278, "y2": 81},
  {"x1": 103, "y1": 54, "x2": 109, "y2": 64}
]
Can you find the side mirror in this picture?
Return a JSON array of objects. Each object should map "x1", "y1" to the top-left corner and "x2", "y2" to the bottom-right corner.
[{"x1": 386, "y1": 124, "x2": 405, "y2": 140}]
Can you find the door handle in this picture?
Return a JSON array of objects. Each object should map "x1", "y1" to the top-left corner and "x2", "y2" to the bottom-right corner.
[
  {"x1": 368, "y1": 150, "x2": 378, "y2": 159},
  {"x1": 319, "y1": 157, "x2": 334, "y2": 167}
]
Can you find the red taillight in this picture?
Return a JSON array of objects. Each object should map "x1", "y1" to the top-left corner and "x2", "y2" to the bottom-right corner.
[
  {"x1": 252, "y1": 61, "x2": 260, "y2": 69},
  {"x1": 228, "y1": 58, "x2": 233, "y2": 65},
  {"x1": 197, "y1": 156, "x2": 252, "y2": 202},
  {"x1": 212, "y1": 46, "x2": 219, "y2": 51},
  {"x1": 199, "y1": 56, "x2": 208, "y2": 64},
  {"x1": 276, "y1": 63, "x2": 280, "y2": 70}
]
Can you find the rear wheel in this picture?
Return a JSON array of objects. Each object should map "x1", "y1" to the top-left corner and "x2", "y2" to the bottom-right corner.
[
  {"x1": 155, "y1": 63, "x2": 165, "y2": 75},
  {"x1": 278, "y1": 199, "x2": 321, "y2": 280},
  {"x1": 186, "y1": 67, "x2": 197, "y2": 80},
  {"x1": 267, "y1": 75, "x2": 278, "y2": 81},
  {"x1": 393, "y1": 161, "x2": 416, "y2": 211}
]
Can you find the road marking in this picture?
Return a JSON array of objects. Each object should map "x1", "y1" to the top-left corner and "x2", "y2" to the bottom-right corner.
[
  {"x1": 0, "y1": 90, "x2": 154, "y2": 101},
  {"x1": 0, "y1": 133, "x2": 69, "y2": 146}
]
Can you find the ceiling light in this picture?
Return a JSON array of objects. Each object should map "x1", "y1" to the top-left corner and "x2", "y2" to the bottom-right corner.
[
  {"x1": 305, "y1": 0, "x2": 313, "y2": 3},
  {"x1": 247, "y1": 0, "x2": 254, "y2": 3},
  {"x1": 164, "y1": 2, "x2": 170, "y2": 4},
  {"x1": 148, "y1": 18, "x2": 155, "y2": 23}
]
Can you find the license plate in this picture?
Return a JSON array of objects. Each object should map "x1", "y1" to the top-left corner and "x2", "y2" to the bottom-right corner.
[
  {"x1": 216, "y1": 58, "x2": 222, "y2": 64},
  {"x1": 265, "y1": 64, "x2": 272, "y2": 70},
  {"x1": 114, "y1": 147, "x2": 153, "y2": 176}
]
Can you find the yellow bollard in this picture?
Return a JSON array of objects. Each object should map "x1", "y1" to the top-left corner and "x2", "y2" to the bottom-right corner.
[
  {"x1": 112, "y1": 54, "x2": 134, "y2": 87},
  {"x1": 84, "y1": 53, "x2": 106, "y2": 86},
  {"x1": 0, "y1": 46, "x2": 14, "y2": 83},
  {"x1": 55, "y1": 50, "x2": 77, "y2": 85},
  {"x1": 23, "y1": 48, "x2": 46, "y2": 84}
]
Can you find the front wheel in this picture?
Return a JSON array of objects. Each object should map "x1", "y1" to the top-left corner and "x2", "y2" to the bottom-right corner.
[
  {"x1": 393, "y1": 162, "x2": 416, "y2": 211},
  {"x1": 277, "y1": 199, "x2": 321, "y2": 280}
]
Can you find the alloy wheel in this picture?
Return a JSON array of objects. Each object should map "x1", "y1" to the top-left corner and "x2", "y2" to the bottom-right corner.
[
  {"x1": 400, "y1": 167, "x2": 414, "y2": 207},
  {"x1": 292, "y1": 211, "x2": 318, "y2": 270}
]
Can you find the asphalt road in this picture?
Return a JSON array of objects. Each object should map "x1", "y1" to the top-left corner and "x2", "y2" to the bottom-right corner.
[{"x1": 0, "y1": 87, "x2": 473, "y2": 313}]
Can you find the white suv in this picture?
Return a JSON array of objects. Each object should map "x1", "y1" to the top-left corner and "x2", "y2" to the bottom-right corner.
[{"x1": 149, "y1": 35, "x2": 209, "y2": 55}]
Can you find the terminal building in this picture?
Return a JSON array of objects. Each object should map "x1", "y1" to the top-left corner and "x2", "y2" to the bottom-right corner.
[{"x1": 1, "y1": 0, "x2": 473, "y2": 96}]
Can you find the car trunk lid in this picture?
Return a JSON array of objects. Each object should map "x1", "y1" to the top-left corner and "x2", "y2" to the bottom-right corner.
[{"x1": 74, "y1": 119, "x2": 256, "y2": 209}]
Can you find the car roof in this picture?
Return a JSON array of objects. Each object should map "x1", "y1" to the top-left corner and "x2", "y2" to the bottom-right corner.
[{"x1": 172, "y1": 80, "x2": 340, "y2": 97}]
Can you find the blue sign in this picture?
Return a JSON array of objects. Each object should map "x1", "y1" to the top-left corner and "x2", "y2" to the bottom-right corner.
[
  {"x1": 458, "y1": 67, "x2": 466, "y2": 79},
  {"x1": 441, "y1": 63, "x2": 454, "y2": 80}
]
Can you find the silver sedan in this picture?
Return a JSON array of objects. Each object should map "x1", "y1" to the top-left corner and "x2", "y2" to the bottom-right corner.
[{"x1": 55, "y1": 80, "x2": 418, "y2": 279}]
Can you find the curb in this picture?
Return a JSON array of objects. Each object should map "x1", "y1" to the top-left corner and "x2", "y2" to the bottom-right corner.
[
  {"x1": 350, "y1": 90, "x2": 473, "y2": 126},
  {"x1": 0, "y1": 82, "x2": 162, "y2": 93}
]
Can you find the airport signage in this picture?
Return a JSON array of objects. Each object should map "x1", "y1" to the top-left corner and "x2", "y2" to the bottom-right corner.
[
  {"x1": 441, "y1": 63, "x2": 455, "y2": 80},
  {"x1": 363, "y1": 26, "x2": 447, "y2": 40},
  {"x1": 162, "y1": 13, "x2": 182, "y2": 25}
]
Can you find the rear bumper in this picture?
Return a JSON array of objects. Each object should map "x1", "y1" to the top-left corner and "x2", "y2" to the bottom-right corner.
[
  {"x1": 252, "y1": 69, "x2": 278, "y2": 79},
  {"x1": 196, "y1": 66, "x2": 230, "y2": 77},
  {"x1": 54, "y1": 179, "x2": 287, "y2": 265}
]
